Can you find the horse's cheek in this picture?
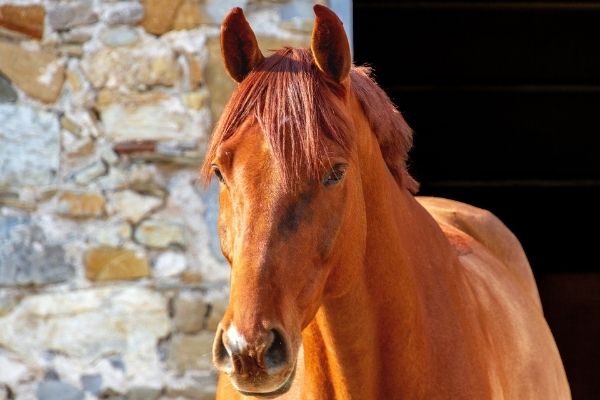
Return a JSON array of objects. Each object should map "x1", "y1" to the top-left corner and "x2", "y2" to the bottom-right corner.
[{"x1": 323, "y1": 184, "x2": 367, "y2": 298}]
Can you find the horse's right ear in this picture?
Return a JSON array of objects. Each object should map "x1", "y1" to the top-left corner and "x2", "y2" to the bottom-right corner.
[
  {"x1": 221, "y1": 7, "x2": 264, "y2": 83},
  {"x1": 311, "y1": 5, "x2": 351, "y2": 83}
]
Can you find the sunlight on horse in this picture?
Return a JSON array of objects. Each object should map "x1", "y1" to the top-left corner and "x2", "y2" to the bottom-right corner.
[{"x1": 201, "y1": 5, "x2": 571, "y2": 399}]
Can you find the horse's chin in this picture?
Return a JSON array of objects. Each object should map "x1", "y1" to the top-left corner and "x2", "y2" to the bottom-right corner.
[{"x1": 234, "y1": 361, "x2": 297, "y2": 398}]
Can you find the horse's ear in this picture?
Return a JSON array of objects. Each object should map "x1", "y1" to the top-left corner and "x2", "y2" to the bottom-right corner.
[
  {"x1": 221, "y1": 7, "x2": 264, "y2": 83},
  {"x1": 311, "y1": 5, "x2": 351, "y2": 83}
]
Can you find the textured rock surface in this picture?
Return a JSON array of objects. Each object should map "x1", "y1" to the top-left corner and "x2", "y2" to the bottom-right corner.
[
  {"x1": 48, "y1": 0, "x2": 98, "y2": 30},
  {"x1": 0, "y1": 287, "x2": 169, "y2": 373},
  {"x1": 0, "y1": 73, "x2": 16, "y2": 102},
  {"x1": 0, "y1": 4, "x2": 45, "y2": 39},
  {"x1": 57, "y1": 192, "x2": 106, "y2": 218},
  {"x1": 0, "y1": 352, "x2": 32, "y2": 388},
  {"x1": 61, "y1": 30, "x2": 92, "y2": 44},
  {"x1": 141, "y1": 0, "x2": 184, "y2": 35},
  {"x1": 36, "y1": 380, "x2": 85, "y2": 400},
  {"x1": 134, "y1": 219, "x2": 186, "y2": 249},
  {"x1": 174, "y1": 0, "x2": 209, "y2": 30},
  {"x1": 0, "y1": 291, "x2": 19, "y2": 317},
  {"x1": 108, "y1": 190, "x2": 163, "y2": 223},
  {"x1": 85, "y1": 247, "x2": 150, "y2": 281},
  {"x1": 95, "y1": 223, "x2": 132, "y2": 247},
  {"x1": 127, "y1": 385, "x2": 161, "y2": 400},
  {"x1": 81, "y1": 36, "x2": 178, "y2": 90},
  {"x1": 0, "y1": 42, "x2": 64, "y2": 103},
  {"x1": 105, "y1": 2, "x2": 144, "y2": 26},
  {"x1": 100, "y1": 92, "x2": 210, "y2": 142},
  {"x1": 173, "y1": 292, "x2": 207, "y2": 333},
  {"x1": 153, "y1": 251, "x2": 187, "y2": 277},
  {"x1": 165, "y1": 372, "x2": 217, "y2": 400},
  {"x1": 73, "y1": 161, "x2": 107, "y2": 185},
  {"x1": 0, "y1": 214, "x2": 74, "y2": 287},
  {"x1": 99, "y1": 26, "x2": 140, "y2": 47},
  {"x1": 168, "y1": 332, "x2": 214, "y2": 372},
  {"x1": 0, "y1": 104, "x2": 60, "y2": 186}
]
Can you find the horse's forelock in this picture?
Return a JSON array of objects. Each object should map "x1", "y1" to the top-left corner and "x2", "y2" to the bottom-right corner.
[{"x1": 201, "y1": 48, "x2": 417, "y2": 193}]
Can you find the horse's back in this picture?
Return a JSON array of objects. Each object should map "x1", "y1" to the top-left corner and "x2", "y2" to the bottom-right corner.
[
  {"x1": 418, "y1": 196, "x2": 570, "y2": 399},
  {"x1": 417, "y1": 196, "x2": 542, "y2": 309}
]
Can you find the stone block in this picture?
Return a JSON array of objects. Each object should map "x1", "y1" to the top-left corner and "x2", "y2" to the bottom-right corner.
[
  {"x1": 58, "y1": 44, "x2": 83, "y2": 58},
  {"x1": 0, "y1": 104, "x2": 60, "y2": 187},
  {"x1": 0, "y1": 287, "x2": 169, "y2": 381},
  {"x1": 0, "y1": 73, "x2": 16, "y2": 103},
  {"x1": 36, "y1": 380, "x2": 84, "y2": 400},
  {"x1": 140, "y1": 0, "x2": 183, "y2": 35},
  {"x1": 0, "y1": 353, "x2": 31, "y2": 388},
  {"x1": 61, "y1": 30, "x2": 91, "y2": 45},
  {"x1": 85, "y1": 246, "x2": 150, "y2": 281},
  {"x1": 154, "y1": 251, "x2": 187, "y2": 278},
  {"x1": 173, "y1": 292, "x2": 207, "y2": 334},
  {"x1": 95, "y1": 223, "x2": 132, "y2": 247},
  {"x1": 108, "y1": 190, "x2": 163, "y2": 223},
  {"x1": 168, "y1": 332, "x2": 214, "y2": 372},
  {"x1": 57, "y1": 192, "x2": 106, "y2": 218},
  {"x1": 0, "y1": 41, "x2": 65, "y2": 103},
  {"x1": 182, "y1": 89, "x2": 209, "y2": 110},
  {"x1": 80, "y1": 373, "x2": 102, "y2": 395},
  {"x1": 0, "y1": 4, "x2": 45, "y2": 39},
  {"x1": 105, "y1": 2, "x2": 144, "y2": 26},
  {"x1": 134, "y1": 219, "x2": 186, "y2": 249},
  {"x1": 164, "y1": 372, "x2": 216, "y2": 400},
  {"x1": 81, "y1": 36, "x2": 177, "y2": 90},
  {"x1": 100, "y1": 26, "x2": 139, "y2": 47},
  {"x1": 72, "y1": 161, "x2": 107, "y2": 185},
  {"x1": 0, "y1": 215, "x2": 74, "y2": 287},
  {"x1": 48, "y1": 0, "x2": 98, "y2": 30},
  {"x1": 127, "y1": 386, "x2": 161, "y2": 400},
  {"x1": 173, "y1": 0, "x2": 206, "y2": 31},
  {"x1": 100, "y1": 94, "x2": 209, "y2": 142},
  {"x1": 60, "y1": 115, "x2": 82, "y2": 136}
]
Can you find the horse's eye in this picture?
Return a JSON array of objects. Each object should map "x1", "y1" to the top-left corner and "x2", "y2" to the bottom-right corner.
[
  {"x1": 323, "y1": 164, "x2": 347, "y2": 186},
  {"x1": 212, "y1": 165, "x2": 225, "y2": 183}
]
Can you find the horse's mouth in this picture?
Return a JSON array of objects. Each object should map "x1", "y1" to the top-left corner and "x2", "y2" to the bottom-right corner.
[{"x1": 237, "y1": 362, "x2": 297, "y2": 398}]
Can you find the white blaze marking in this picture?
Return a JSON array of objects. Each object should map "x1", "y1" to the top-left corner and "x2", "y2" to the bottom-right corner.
[{"x1": 226, "y1": 324, "x2": 248, "y2": 353}]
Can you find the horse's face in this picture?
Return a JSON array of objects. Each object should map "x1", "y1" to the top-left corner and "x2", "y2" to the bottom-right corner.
[
  {"x1": 208, "y1": 6, "x2": 360, "y2": 396},
  {"x1": 211, "y1": 118, "x2": 366, "y2": 395}
]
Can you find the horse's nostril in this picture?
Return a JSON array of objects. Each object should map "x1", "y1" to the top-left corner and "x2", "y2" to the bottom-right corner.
[
  {"x1": 214, "y1": 327, "x2": 232, "y2": 369},
  {"x1": 265, "y1": 328, "x2": 288, "y2": 371}
]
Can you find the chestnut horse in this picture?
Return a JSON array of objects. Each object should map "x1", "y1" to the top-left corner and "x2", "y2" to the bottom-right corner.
[{"x1": 202, "y1": 5, "x2": 571, "y2": 399}]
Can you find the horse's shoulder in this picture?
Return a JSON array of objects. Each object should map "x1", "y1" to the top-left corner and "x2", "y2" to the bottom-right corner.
[{"x1": 416, "y1": 196, "x2": 542, "y2": 308}]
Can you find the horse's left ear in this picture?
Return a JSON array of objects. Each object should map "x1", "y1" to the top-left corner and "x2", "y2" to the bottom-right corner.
[
  {"x1": 311, "y1": 5, "x2": 351, "y2": 83},
  {"x1": 221, "y1": 7, "x2": 264, "y2": 83}
]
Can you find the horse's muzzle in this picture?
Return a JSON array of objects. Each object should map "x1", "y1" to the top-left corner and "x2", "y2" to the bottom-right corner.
[{"x1": 213, "y1": 324, "x2": 296, "y2": 395}]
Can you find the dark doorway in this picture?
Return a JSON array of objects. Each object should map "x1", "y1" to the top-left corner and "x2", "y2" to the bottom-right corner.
[{"x1": 353, "y1": 1, "x2": 600, "y2": 398}]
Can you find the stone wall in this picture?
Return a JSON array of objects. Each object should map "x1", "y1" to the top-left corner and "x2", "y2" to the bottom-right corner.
[{"x1": 0, "y1": 1, "x2": 320, "y2": 399}]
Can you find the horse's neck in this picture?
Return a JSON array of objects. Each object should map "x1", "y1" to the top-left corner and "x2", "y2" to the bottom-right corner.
[{"x1": 302, "y1": 146, "x2": 467, "y2": 398}]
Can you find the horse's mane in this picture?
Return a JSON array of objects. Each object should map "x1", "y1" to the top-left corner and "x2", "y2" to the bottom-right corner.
[{"x1": 201, "y1": 47, "x2": 418, "y2": 193}]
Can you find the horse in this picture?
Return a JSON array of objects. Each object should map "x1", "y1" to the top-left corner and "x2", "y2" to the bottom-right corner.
[{"x1": 201, "y1": 5, "x2": 571, "y2": 399}]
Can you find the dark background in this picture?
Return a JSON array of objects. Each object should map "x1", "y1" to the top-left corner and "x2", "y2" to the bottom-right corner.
[{"x1": 353, "y1": 1, "x2": 599, "y2": 398}]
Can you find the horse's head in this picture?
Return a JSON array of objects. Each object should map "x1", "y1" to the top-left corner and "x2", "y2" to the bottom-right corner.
[{"x1": 203, "y1": 5, "x2": 416, "y2": 396}]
